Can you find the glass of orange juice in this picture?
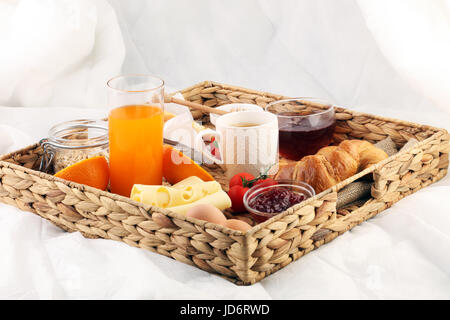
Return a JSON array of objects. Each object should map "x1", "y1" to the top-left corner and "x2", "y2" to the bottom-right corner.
[{"x1": 107, "y1": 74, "x2": 164, "y2": 197}]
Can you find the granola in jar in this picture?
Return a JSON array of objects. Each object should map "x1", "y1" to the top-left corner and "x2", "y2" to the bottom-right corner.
[{"x1": 40, "y1": 119, "x2": 109, "y2": 173}]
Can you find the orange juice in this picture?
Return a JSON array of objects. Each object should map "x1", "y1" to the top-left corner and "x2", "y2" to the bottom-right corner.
[{"x1": 108, "y1": 105, "x2": 163, "y2": 197}]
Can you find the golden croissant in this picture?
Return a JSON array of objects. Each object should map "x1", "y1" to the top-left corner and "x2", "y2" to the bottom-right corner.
[{"x1": 274, "y1": 140, "x2": 388, "y2": 193}]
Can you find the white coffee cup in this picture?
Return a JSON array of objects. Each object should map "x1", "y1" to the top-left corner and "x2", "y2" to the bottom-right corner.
[
  {"x1": 209, "y1": 103, "x2": 264, "y2": 126},
  {"x1": 196, "y1": 111, "x2": 279, "y2": 179}
]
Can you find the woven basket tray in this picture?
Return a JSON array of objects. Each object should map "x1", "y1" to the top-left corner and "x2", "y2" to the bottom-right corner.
[{"x1": 0, "y1": 81, "x2": 448, "y2": 285}]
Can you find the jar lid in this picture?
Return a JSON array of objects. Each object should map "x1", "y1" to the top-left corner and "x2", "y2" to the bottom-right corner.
[{"x1": 42, "y1": 119, "x2": 108, "y2": 149}]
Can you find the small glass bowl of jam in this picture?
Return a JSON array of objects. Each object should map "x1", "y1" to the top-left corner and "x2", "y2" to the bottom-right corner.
[{"x1": 243, "y1": 179, "x2": 315, "y2": 223}]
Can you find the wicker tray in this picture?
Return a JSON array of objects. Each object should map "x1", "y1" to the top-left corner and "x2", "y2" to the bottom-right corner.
[{"x1": 0, "y1": 81, "x2": 448, "y2": 285}]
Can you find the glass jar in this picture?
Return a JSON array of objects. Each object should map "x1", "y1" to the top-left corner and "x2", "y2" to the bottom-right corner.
[
  {"x1": 40, "y1": 119, "x2": 109, "y2": 173},
  {"x1": 266, "y1": 98, "x2": 336, "y2": 161}
]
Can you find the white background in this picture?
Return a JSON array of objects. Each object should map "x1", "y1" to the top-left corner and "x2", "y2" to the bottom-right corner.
[{"x1": 0, "y1": 0, "x2": 449, "y2": 299}]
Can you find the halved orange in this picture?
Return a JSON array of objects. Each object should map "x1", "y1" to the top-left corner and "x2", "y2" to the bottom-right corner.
[
  {"x1": 54, "y1": 156, "x2": 109, "y2": 190},
  {"x1": 162, "y1": 145, "x2": 214, "y2": 184}
]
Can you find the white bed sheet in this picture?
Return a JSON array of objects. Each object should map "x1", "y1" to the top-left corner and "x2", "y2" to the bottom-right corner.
[{"x1": 0, "y1": 0, "x2": 449, "y2": 299}]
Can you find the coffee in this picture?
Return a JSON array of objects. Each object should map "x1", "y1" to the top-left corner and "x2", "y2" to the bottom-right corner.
[{"x1": 196, "y1": 111, "x2": 279, "y2": 179}]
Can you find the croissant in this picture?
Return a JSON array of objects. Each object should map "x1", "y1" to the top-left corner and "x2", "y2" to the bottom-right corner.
[{"x1": 274, "y1": 140, "x2": 388, "y2": 193}]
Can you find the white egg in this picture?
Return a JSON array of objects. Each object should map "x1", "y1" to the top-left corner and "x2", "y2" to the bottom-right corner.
[{"x1": 186, "y1": 204, "x2": 227, "y2": 225}]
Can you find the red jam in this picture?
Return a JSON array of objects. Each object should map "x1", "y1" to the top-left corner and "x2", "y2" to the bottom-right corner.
[{"x1": 248, "y1": 187, "x2": 305, "y2": 222}]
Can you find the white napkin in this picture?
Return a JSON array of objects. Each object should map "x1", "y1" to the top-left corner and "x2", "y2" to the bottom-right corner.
[{"x1": 163, "y1": 92, "x2": 208, "y2": 159}]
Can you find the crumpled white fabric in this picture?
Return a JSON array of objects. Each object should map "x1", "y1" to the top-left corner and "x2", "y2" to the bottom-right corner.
[
  {"x1": 0, "y1": 0, "x2": 125, "y2": 109},
  {"x1": 357, "y1": 0, "x2": 450, "y2": 114},
  {"x1": 0, "y1": 125, "x2": 33, "y2": 155}
]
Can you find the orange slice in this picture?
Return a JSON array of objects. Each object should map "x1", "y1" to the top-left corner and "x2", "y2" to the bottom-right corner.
[
  {"x1": 162, "y1": 145, "x2": 214, "y2": 184},
  {"x1": 54, "y1": 156, "x2": 109, "y2": 190}
]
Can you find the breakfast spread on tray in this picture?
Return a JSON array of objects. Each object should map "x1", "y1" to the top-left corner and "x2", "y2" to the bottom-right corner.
[
  {"x1": 2, "y1": 78, "x2": 447, "y2": 285},
  {"x1": 44, "y1": 76, "x2": 392, "y2": 232}
]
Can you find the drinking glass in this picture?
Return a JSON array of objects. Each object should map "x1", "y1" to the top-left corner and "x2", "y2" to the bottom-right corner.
[
  {"x1": 266, "y1": 98, "x2": 336, "y2": 161},
  {"x1": 107, "y1": 74, "x2": 164, "y2": 197}
]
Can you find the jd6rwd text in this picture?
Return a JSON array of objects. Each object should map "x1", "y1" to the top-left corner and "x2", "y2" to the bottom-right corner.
[{"x1": 179, "y1": 304, "x2": 270, "y2": 317}]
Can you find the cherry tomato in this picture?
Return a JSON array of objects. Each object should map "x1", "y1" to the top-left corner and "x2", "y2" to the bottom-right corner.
[
  {"x1": 228, "y1": 185, "x2": 249, "y2": 212},
  {"x1": 229, "y1": 172, "x2": 255, "y2": 189},
  {"x1": 253, "y1": 178, "x2": 278, "y2": 188}
]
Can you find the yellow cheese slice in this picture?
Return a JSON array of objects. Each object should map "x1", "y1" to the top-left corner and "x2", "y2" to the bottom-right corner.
[
  {"x1": 173, "y1": 177, "x2": 222, "y2": 200},
  {"x1": 168, "y1": 190, "x2": 232, "y2": 215},
  {"x1": 131, "y1": 185, "x2": 185, "y2": 208},
  {"x1": 172, "y1": 176, "x2": 203, "y2": 188},
  {"x1": 131, "y1": 178, "x2": 223, "y2": 208},
  {"x1": 180, "y1": 181, "x2": 221, "y2": 203}
]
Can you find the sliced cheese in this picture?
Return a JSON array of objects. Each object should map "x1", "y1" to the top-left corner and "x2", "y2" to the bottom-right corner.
[
  {"x1": 131, "y1": 177, "x2": 223, "y2": 208},
  {"x1": 168, "y1": 190, "x2": 232, "y2": 215},
  {"x1": 180, "y1": 181, "x2": 221, "y2": 203},
  {"x1": 131, "y1": 185, "x2": 185, "y2": 208},
  {"x1": 172, "y1": 176, "x2": 203, "y2": 188}
]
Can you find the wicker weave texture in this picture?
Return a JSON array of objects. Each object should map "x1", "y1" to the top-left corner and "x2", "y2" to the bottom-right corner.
[{"x1": 0, "y1": 81, "x2": 448, "y2": 285}]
